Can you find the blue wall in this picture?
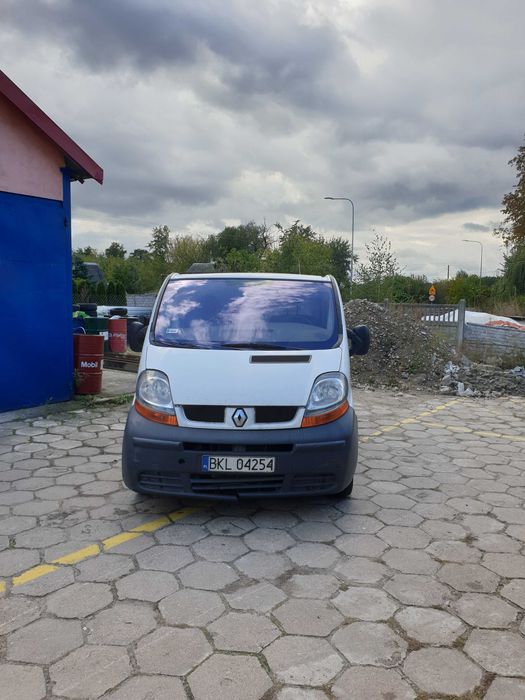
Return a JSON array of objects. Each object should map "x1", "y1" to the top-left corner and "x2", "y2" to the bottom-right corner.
[{"x1": 0, "y1": 174, "x2": 73, "y2": 412}]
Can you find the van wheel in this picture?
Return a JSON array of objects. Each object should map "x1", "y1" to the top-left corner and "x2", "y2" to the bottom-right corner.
[{"x1": 332, "y1": 479, "x2": 353, "y2": 499}]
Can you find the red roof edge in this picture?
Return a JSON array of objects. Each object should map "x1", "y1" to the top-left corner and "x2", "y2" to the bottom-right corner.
[{"x1": 0, "y1": 69, "x2": 103, "y2": 184}]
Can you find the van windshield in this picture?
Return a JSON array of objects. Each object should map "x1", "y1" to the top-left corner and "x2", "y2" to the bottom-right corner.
[{"x1": 153, "y1": 278, "x2": 341, "y2": 350}]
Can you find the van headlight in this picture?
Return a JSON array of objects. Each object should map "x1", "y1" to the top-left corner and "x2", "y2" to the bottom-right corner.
[
  {"x1": 135, "y1": 370, "x2": 177, "y2": 425},
  {"x1": 302, "y1": 372, "x2": 349, "y2": 427}
]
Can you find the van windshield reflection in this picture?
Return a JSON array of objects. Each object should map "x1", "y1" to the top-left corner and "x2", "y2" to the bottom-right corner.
[{"x1": 153, "y1": 278, "x2": 340, "y2": 350}]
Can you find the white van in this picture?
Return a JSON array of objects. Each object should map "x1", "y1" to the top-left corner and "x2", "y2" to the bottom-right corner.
[{"x1": 122, "y1": 273, "x2": 369, "y2": 500}]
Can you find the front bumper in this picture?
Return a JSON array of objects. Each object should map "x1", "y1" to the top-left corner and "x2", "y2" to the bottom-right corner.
[{"x1": 122, "y1": 405, "x2": 358, "y2": 500}]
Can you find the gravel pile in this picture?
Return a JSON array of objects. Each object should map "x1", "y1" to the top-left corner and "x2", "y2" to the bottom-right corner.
[{"x1": 344, "y1": 299, "x2": 452, "y2": 390}]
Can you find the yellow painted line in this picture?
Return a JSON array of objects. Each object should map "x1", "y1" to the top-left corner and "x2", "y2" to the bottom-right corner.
[
  {"x1": 13, "y1": 564, "x2": 59, "y2": 586},
  {"x1": 2, "y1": 506, "x2": 202, "y2": 595},
  {"x1": 130, "y1": 515, "x2": 171, "y2": 533},
  {"x1": 103, "y1": 532, "x2": 141, "y2": 550},
  {"x1": 52, "y1": 544, "x2": 100, "y2": 565}
]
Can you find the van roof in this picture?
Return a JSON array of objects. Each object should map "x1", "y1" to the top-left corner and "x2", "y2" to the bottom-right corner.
[{"x1": 169, "y1": 272, "x2": 331, "y2": 282}]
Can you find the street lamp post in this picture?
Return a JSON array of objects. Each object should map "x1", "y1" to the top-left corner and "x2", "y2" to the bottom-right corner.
[
  {"x1": 462, "y1": 239, "x2": 483, "y2": 279},
  {"x1": 324, "y1": 196, "x2": 355, "y2": 296}
]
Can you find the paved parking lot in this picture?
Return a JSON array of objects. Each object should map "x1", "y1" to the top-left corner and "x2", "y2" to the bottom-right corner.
[{"x1": 0, "y1": 388, "x2": 524, "y2": 699}]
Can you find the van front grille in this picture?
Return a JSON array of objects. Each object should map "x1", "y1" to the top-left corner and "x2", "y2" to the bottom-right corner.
[
  {"x1": 190, "y1": 473, "x2": 285, "y2": 494},
  {"x1": 182, "y1": 405, "x2": 298, "y2": 424}
]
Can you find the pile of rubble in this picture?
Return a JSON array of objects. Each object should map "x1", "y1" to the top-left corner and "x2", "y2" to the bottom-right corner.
[
  {"x1": 344, "y1": 299, "x2": 525, "y2": 397},
  {"x1": 440, "y1": 362, "x2": 525, "y2": 397},
  {"x1": 344, "y1": 299, "x2": 451, "y2": 390}
]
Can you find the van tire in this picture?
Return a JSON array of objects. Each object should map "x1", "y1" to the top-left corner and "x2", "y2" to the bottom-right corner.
[{"x1": 332, "y1": 479, "x2": 353, "y2": 499}]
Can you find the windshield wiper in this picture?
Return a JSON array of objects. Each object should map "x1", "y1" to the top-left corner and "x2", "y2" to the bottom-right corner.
[
  {"x1": 155, "y1": 339, "x2": 204, "y2": 349},
  {"x1": 219, "y1": 342, "x2": 299, "y2": 350}
]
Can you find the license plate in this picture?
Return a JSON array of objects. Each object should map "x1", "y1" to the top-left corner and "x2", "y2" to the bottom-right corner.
[{"x1": 202, "y1": 455, "x2": 275, "y2": 472}]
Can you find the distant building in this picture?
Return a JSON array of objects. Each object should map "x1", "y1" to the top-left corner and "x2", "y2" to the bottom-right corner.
[{"x1": 0, "y1": 70, "x2": 103, "y2": 411}]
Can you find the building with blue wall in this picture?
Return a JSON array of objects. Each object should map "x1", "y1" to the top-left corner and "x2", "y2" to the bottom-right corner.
[{"x1": 0, "y1": 70, "x2": 103, "y2": 412}]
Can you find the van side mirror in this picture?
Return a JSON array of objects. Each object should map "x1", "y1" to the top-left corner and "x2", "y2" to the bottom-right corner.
[
  {"x1": 128, "y1": 321, "x2": 147, "y2": 353},
  {"x1": 347, "y1": 325, "x2": 370, "y2": 356}
]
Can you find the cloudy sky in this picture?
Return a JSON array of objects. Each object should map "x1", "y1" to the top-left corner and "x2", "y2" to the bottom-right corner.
[{"x1": 2, "y1": 0, "x2": 524, "y2": 278}]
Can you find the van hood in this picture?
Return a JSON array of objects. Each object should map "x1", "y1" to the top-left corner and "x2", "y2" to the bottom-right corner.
[{"x1": 145, "y1": 345, "x2": 343, "y2": 407}]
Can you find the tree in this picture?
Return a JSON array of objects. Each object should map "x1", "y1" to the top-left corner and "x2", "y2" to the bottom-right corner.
[
  {"x1": 105, "y1": 241, "x2": 126, "y2": 258},
  {"x1": 495, "y1": 138, "x2": 525, "y2": 247},
  {"x1": 129, "y1": 248, "x2": 150, "y2": 261},
  {"x1": 148, "y1": 225, "x2": 171, "y2": 259},
  {"x1": 356, "y1": 232, "x2": 400, "y2": 300},
  {"x1": 501, "y1": 244, "x2": 525, "y2": 296},
  {"x1": 95, "y1": 281, "x2": 107, "y2": 304}
]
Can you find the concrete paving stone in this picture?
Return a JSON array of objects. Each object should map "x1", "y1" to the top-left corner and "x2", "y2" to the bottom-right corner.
[
  {"x1": 14, "y1": 526, "x2": 67, "y2": 548},
  {"x1": 378, "y1": 526, "x2": 431, "y2": 549},
  {"x1": 87, "y1": 601, "x2": 156, "y2": 645},
  {"x1": 104, "y1": 675, "x2": 187, "y2": 700},
  {"x1": 46, "y1": 582, "x2": 113, "y2": 618},
  {"x1": 331, "y1": 667, "x2": 416, "y2": 700},
  {"x1": 464, "y1": 629, "x2": 525, "y2": 676},
  {"x1": 80, "y1": 480, "x2": 120, "y2": 496},
  {"x1": 226, "y1": 581, "x2": 286, "y2": 612},
  {"x1": 336, "y1": 514, "x2": 383, "y2": 534},
  {"x1": 0, "y1": 547, "x2": 40, "y2": 575},
  {"x1": 372, "y1": 493, "x2": 416, "y2": 509},
  {"x1": 507, "y1": 525, "x2": 525, "y2": 543},
  {"x1": 335, "y1": 556, "x2": 390, "y2": 584},
  {"x1": 404, "y1": 648, "x2": 482, "y2": 696},
  {"x1": 116, "y1": 569, "x2": 178, "y2": 602},
  {"x1": 287, "y1": 543, "x2": 340, "y2": 568},
  {"x1": 481, "y1": 492, "x2": 522, "y2": 507},
  {"x1": 37, "y1": 485, "x2": 78, "y2": 500},
  {"x1": 179, "y1": 560, "x2": 238, "y2": 589},
  {"x1": 189, "y1": 653, "x2": 272, "y2": 700},
  {"x1": 243, "y1": 527, "x2": 295, "y2": 552},
  {"x1": 395, "y1": 606, "x2": 466, "y2": 644},
  {"x1": 332, "y1": 621, "x2": 407, "y2": 667},
  {"x1": 334, "y1": 533, "x2": 387, "y2": 557},
  {"x1": 14, "y1": 477, "x2": 55, "y2": 490},
  {"x1": 426, "y1": 540, "x2": 481, "y2": 563},
  {"x1": 374, "y1": 508, "x2": 423, "y2": 527},
  {"x1": 336, "y1": 498, "x2": 378, "y2": 515},
  {"x1": 193, "y1": 534, "x2": 248, "y2": 561},
  {"x1": 276, "y1": 689, "x2": 329, "y2": 700},
  {"x1": 7, "y1": 617, "x2": 83, "y2": 663},
  {"x1": 76, "y1": 553, "x2": 135, "y2": 582},
  {"x1": 385, "y1": 573, "x2": 452, "y2": 606},
  {"x1": 482, "y1": 552, "x2": 525, "y2": 578},
  {"x1": 206, "y1": 516, "x2": 255, "y2": 536},
  {"x1": 492, "y1": 507, "x2": 525, "y2": 525},
  {"x1": 13, "y1": 500, "x2": 59, "y2": 518},
  {"x1": 382, "y1": 548, "x2": 439, "y2": 575},
  {"x1": 235, "y1": 551, "x2": 292, "y2": 579},
  {"x1": 160, "y1": 588, "x2": 225, "y2": 625},
  {"x1": 155, "y1": 523, "x2": 207, "y2": 545},
  {"x1": 446, "y1": 497, "x2": 492, "y2": 514},
  {"x1": 485, "y1": 678, "x2": 525, "y2": 700},
  {"x1": 283, "y1": 573, "x2": 340, "y2": 599},
  {"x1": 0, "y1": 596, "x2": 40, "y2": 634},
  {"x1": 0, "y1": 515, "x2": 37, "y2": 535},
  {"x1": 273, "y1": 598, "x2": 343, "y2": 636},
  {"x1": 136, "y1": 627, "x2": 211, "y2": 675},
  {"x1": 12, "y1": 565, "x2": 75, "y2": 596},
  {"x1": 438, "y1": 562, "x2": 500, "y2": 592},
  {"x1": 50, "y1": 644, "x2": 131, "y2": 699},
  {"x1": 251, "y1": 510, "x2": 299, "y2": 529},
  {"x1": 332, "y1": 586, "x2": 398, "y2": 621},
  {"x1": 400, "y1": 488, "x2": 445, "y2": 504},
  {"x1": 209, "y1": 611, "x2": 280, "y2": 651},
  {"x1": 264, "y1": 636, "x2": 343, "y2": 685},
  {"x1": 461, "y1": 514, "x2": 505, "y2": 534},
  {"x1": 291, "y1": 521, "x2": 341, "y2": 543},
  {"x1": 453, "y1": 593, "x2": 518, "y2": 628},
  {"x1": 136, "y1": 544, "x2": 194, "y2": 572},
  {"x1": 1, "y1": 662, "x2": 46, "y2": 700},
  {"x1": 501, "y1": 579, "x2": 525, "y2": 608},
  {"x1": 475, "y1": 532, "x2": 522, "y2": 553},
  {"x1": 421, "y1": 520, "x2": 467, "y2": 540}
]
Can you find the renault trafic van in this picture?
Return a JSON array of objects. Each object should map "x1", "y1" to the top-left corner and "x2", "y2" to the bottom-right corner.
[{"x1": 122, "y1": 273, "x2": 369, "y2": 500}]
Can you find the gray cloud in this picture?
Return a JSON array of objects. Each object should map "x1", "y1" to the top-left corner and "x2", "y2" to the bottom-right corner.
[
  {"x1": 463, "y1": 222, "x2": 492, "y2": 232},
  {"x1": 1, "y1": 0, "x2": 524, "y2": 275}
]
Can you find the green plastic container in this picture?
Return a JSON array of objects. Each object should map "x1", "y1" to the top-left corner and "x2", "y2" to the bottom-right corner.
[{"x1": 81, "y1": 317, "x2": 109, "y2": 351}]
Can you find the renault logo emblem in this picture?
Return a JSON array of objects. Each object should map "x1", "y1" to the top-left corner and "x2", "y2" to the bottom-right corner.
[{"x1": 232, "y1": 408, "x2": 248, "y2": 427}]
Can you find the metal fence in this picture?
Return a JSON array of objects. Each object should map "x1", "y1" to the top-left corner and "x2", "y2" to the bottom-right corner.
[{"x1": 384, "y1": 299, "x2": 466, "y2": 351}]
